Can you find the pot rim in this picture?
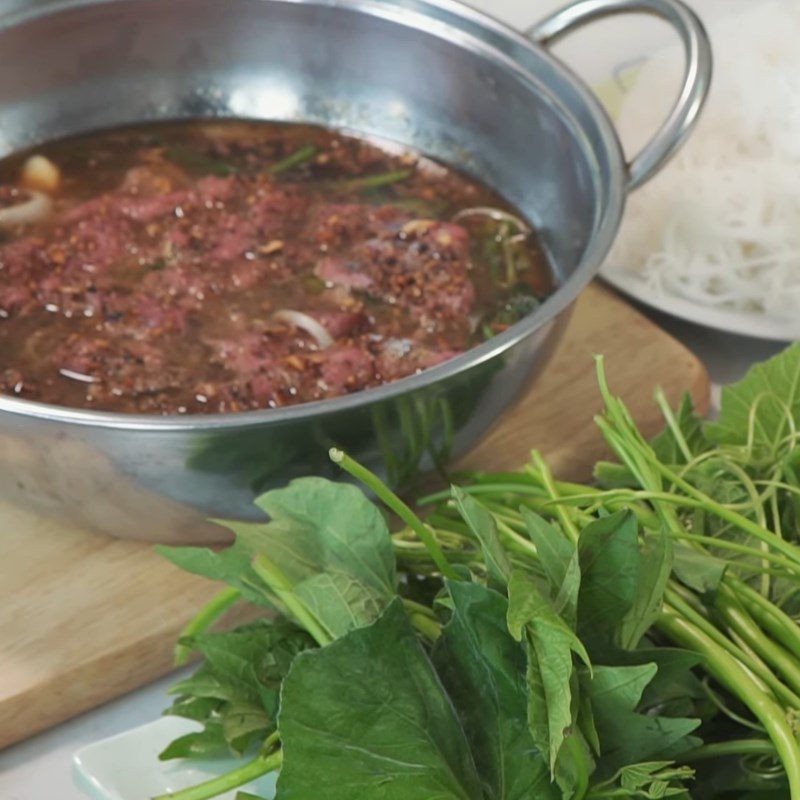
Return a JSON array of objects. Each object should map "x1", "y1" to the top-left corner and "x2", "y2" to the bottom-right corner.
[{"x1": 0, "y1": 0, "x2": 628, "y2": 431}]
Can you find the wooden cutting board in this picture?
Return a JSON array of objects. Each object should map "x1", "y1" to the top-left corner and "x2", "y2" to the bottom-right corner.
[{"x1": 0, "y1": 283, "x2": 709, "y2": 750}]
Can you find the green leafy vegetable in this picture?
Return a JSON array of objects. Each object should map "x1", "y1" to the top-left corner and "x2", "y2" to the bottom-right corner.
[
  {"x1": 588, "y1": 761, "x2": 695, "y2": 799},
  {"x1": 159, "y1": 721, "x2": 231, "y2": 762},
  {"x1": 161, "y1": 619, "x2": 313, "y2": 760},
  {"x1": 157, "y1": 540, "x2": 271, "y2": 610},
  {"x1": 158, "y1": 343, "x2": 800, "y2": 800},
  {"x1": 433, "y1": 580, "x2": 559, "y2": 800},
  {"x1": 160, "y1": 477, "x2": 400, "y2": 651},
  {"x1": 452, "y1": 486, "x2": 511, "y2": 586},
  {"x1": 671, "y1": 543, "x2": 727, "y2": 594},
  {"x1": 521, "y1": 508, "x2": 581, "y2": 625},
  {"x1": 586, "y1": 663, "x2": 700, "y2": 777},
  {"x1": 276, "y1": 599, "x2": 484, "y2": 800},
  {"x1": 172, "y1": 586, "x2": 242, "y2": 666},
  {"x1": 651, "y1": 392, "x2": 710, "y2": 464},
  {"x1": 706, "y1": 343, "x2": 800, "y2": 460},
  {"x1": 619, "y1": 528, "x2": 672, "y2": 651},
  {"x1": 507, "y1": 570, "x2": 591, "y2": 771},
  {"x1": 612, "y1": 647, "x2": 704, "y2": 718},
  {"x1": 577, "y1": 511, "x2": 639, "y2": 650},
  {"x1": 234, "y1": 477, "x2": 397, "y2": 642}
]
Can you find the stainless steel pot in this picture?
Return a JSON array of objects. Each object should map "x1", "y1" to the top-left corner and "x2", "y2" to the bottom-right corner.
[{"x1": 0, "y1": 0, "x2": 711, "y2": 542}]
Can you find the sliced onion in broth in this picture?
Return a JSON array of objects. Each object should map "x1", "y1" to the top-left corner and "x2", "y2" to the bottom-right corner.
[
  {"x1": 0, "y1": 189, "x2": 52, "y2": 229},
  {"x1": 452, "y1": 206, "x2": 532, "y2": 234},
  {"x1": 273, "y1": 309, "x2": 334, "y2": 349}
]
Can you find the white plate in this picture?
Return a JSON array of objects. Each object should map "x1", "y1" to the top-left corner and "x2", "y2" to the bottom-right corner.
[
  {"x1": 548, "y1": 0, "x2": 798, "y2": 343},
  {"x1": 602, "y1": 271, "x2": 800, "y2": 342},
  {"x1": 72, "y1": 717, "x2": 277, "y2": 800}
]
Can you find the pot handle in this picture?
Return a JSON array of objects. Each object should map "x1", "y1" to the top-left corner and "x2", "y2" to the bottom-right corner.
[{"x1": 526, "y1": 0, "x2": 712, "y2": 191}]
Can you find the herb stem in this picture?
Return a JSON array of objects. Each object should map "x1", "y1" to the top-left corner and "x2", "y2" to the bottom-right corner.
[
  {"x1": 494, "y1": 517, "x2": 540, "y2": 558},
  {"x1": 340, "y1": 169, "x2": 413, "y2": 191},
  {"x1": 678, "y1": 738, "x2": 776, "y2": 763},
  {"x1": 640, "y1": 448, "x2": 800, "y2": 567},
  {"x1": 173, "y1": 587, "x2": 241, "y2": 666},
  {"x1": 654, "y1": 387, "x2": 693, "y2": 463},
  {"x1": 536, "y1": 489, "x2": 703, "y2": 510},
  {"x1": 153, "y1": 750, "x2": 282, "y2": 800},
  {"x1": 269, "y1": 144, "x2": 317, "y2": 175},
  {"x1": 700, "y1": 677, "x2": 767, "y2": 731},
  {"x1": 658, "y1": 610, "x2": 800, "y2": 799},
  {"x1": 665, "y1": 587, "x2": 749, "y2": 659},
  {"x1": 482, "y1": 472, "x2": 800, "y2": 578},
  {"x1": 531, "y1": 451, "x2": 579, "y2": 543},
  {"x1": 732, "y1": 577, "x2": 800, "y2": 661},
  {"x1": 403, "y1": 597, "x2": 438, "y2": 620},
  {"x1": 408, "y1": 612, "x2": 442, "y2": 642},
  {"x1": 252, "y1": 554, "x2": 333, "y2": 647},
  {"x1": 478, "y1": 499, "x2": 526, "y2": 527},
  {"x1": 330, "y1": 448, "x2": 460, "y2": 580},
  {"x1": 664, "y1": 587, "x2": 775, "y2": 697},
  {"x1": 418, "y1": 483, "x2": 553, "y2": 507},
  {"x1": 566, "y1": 735, "x2": 590, "y2": 800},
  {"x1": 592, "y1": 357, "x2": 800, "y2": 570},
  {"x1": 527, "y1": 466, "x2": 666, "y2": 529},
  {"x1": 715, "y1": 583, "x2": 800, "y2": 699},
  {"x1": 673, "y1": 533, "x2": 800, "y2": 574}
]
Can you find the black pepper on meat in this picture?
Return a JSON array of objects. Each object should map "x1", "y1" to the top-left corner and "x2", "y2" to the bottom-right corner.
[{"x1": 0, "y1": 120, "x2": 551, "y2": 414}]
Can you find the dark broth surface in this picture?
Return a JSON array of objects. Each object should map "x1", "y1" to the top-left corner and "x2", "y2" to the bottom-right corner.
[{"x1": 0, "y1": 121, "x2": 552, "y2": 414}]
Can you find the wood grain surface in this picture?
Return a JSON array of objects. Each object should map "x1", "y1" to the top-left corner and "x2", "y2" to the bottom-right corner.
[{"x1": 0, "y1": 283, "x2": 709, "y2": 749}]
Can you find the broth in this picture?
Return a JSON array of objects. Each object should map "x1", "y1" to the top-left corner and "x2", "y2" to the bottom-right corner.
[{"x1": 0, "y1": 120, "x2": 552, "y2": 414}]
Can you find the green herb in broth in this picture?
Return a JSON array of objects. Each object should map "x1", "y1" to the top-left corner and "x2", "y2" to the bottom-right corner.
[
  {"x1": 493, "y1": 283, "x2": 541, "y2": 327},
  {"x1": 268, "y1": 144, "x2": 318, "y2": 176},
  {"x1": 499, "y1": 224, "x2": 523, "y2": 286},
  {"x1": 388, "y1": 197, "x2": 447, "y2": 216},
  {"x1": 457, "y1": 207, "x2": 533, "y2": 290},
  {"x1": 480, "y1": 226, "x2": 504, "y2": 294},
  {"x1": 339, "y1": 168, "x2": 414, "y2": 192},
  {"x1": 165, "y1": 144, "x2": 236, "y2": 176},
  {"x1": 301, "y1": 274, "x2": 326, "y2": 295}
]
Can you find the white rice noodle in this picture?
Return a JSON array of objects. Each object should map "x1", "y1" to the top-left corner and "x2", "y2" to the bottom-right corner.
[
  {"x1": 273, "y1": 309, "x2": 334, "y2": 349},
  {"x1": 0, "y1": 189, "x2": 52, "y2": 229},
  {"x1": 606, "y1": 0, "x2": 800, "y2": 318}
]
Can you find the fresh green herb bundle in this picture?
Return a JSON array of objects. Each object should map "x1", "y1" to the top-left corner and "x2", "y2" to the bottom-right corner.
[{"x1": 156, "y1": 344, "x2": 800, "y2": 800}]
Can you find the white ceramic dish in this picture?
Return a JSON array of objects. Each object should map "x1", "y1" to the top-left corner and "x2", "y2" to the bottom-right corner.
[
  {"x1": 582, "y1": 0, "x2": 799, "y2": 343},
  {"x1": 602, "y1": 271, "x2": 800, "y2": 342},
  {"x1": 72, "y1": 717, "x2": 277, "y2": 800}
]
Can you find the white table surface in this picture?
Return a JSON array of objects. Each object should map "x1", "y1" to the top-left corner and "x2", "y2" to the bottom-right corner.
[{"x1": 0, "y1": 0, "x2": 789, "y2": 796}]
